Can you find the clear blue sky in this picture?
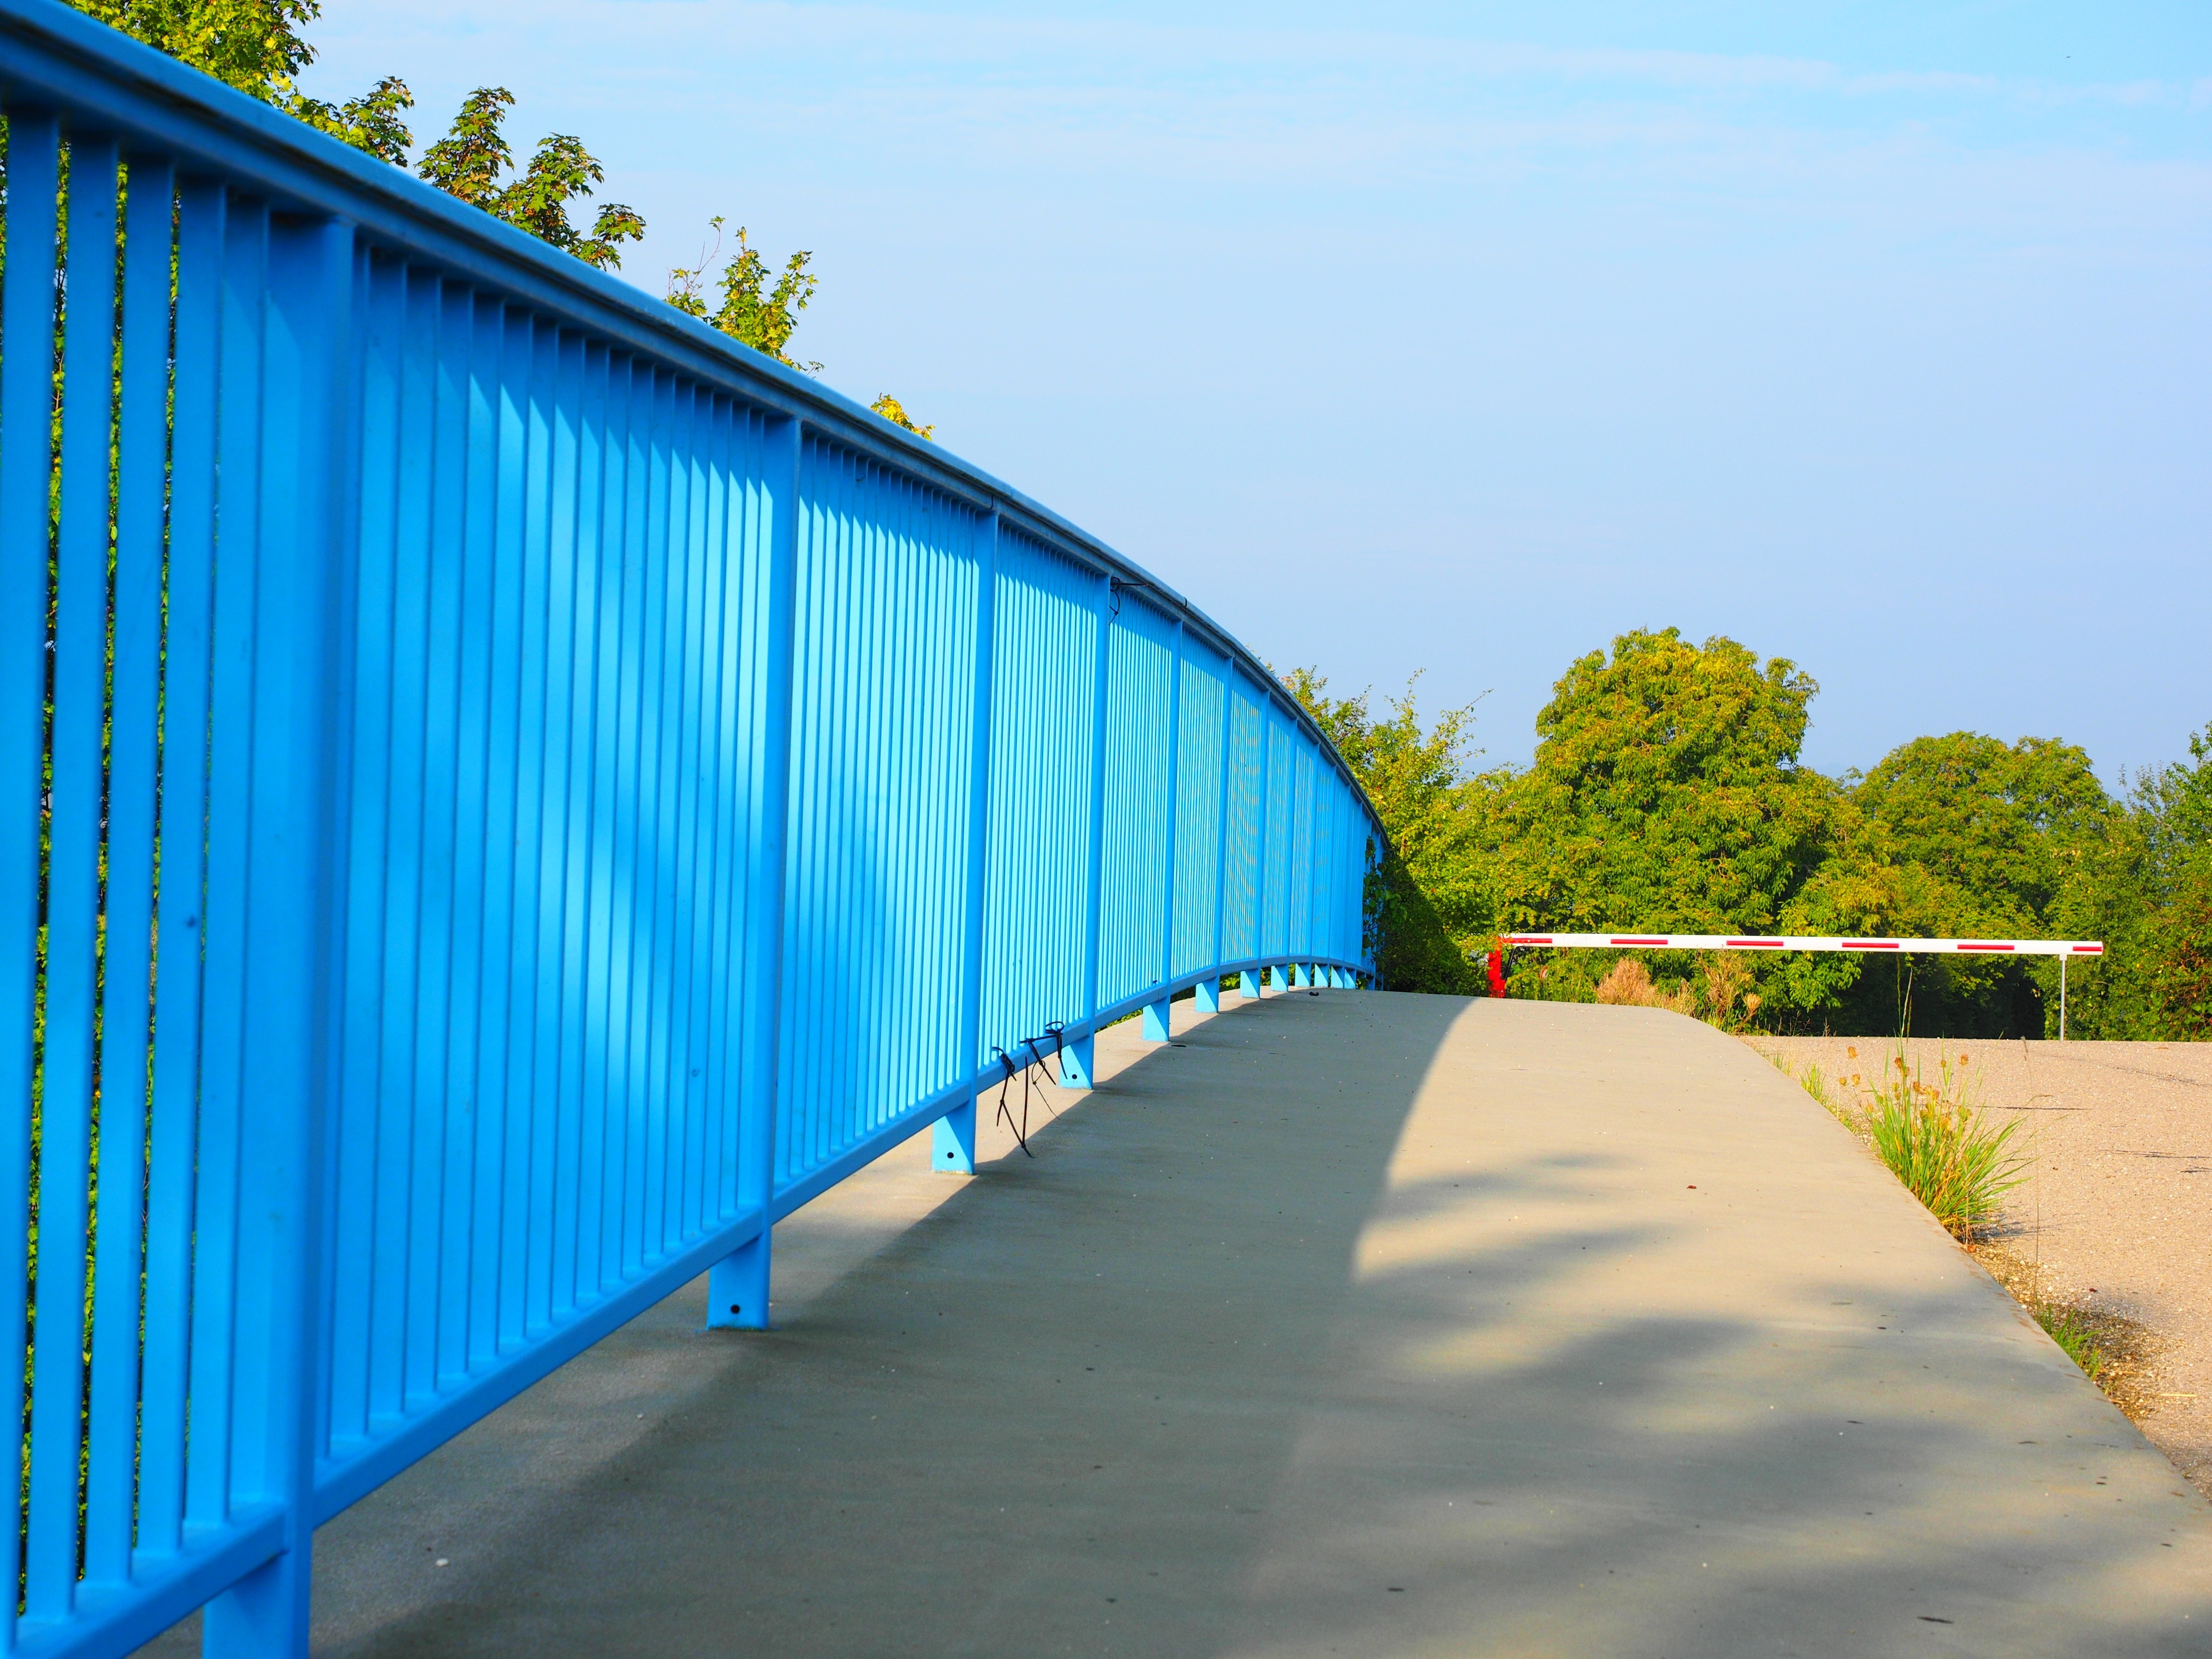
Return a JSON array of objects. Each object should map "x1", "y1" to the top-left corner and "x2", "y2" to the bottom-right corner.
[{"x1": 302, "y1": 1, "x2": 2212, "y2": 785}]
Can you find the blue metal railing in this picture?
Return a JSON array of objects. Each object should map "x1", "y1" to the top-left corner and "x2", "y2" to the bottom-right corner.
[{"x1": 0, "y1": 3, "x2": 1382, "y2": 1652}]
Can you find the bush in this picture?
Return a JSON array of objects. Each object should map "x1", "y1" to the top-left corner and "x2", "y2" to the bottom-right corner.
[{"x1": 1594, "y1": 958, "x2": 1693, "y2": 1013}]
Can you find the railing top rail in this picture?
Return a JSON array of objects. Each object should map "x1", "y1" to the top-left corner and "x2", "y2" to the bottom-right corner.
[{"x1": 0, "y1": 0, "x2": 1384, "y2": 842}]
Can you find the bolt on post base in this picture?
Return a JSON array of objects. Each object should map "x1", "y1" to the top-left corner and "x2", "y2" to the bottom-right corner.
[
  {"x1": 933, "y1": 1096, "x2": 977, "y2": 1174},
  {"x1": 708, "y1": 1234, "x2": 771, "y2": 1331}
]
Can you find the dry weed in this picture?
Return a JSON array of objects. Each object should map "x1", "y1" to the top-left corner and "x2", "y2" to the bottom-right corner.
[{"x1": 1594, "y1": 958, "x2": 1694, "y2": 1014}]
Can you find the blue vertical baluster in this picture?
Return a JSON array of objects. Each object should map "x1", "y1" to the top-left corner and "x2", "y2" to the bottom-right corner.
[
  {"x1": 329, "y1": 247, "x2": 396, "y2": 1463},
  {"x1": 26, "y1": 132, "x2": 121, "y2": 1627},
  {"x1": 548, "y1": 331, "x2": 595, "y2": 1323},
  {"x1": 427, "y1": 280, "x2": 480, "y2": 1388},
  {"x1": 3, "y1": 114, "x2": 66, "y2": 1636},
  {"x1": 0, "y1": 112, "x2": 59, "y2": 1649},
  {"x1": 576, "y1": 346, "x2": 621, "y2": 1306},
  {"x1": 189, "y1": 170, "x2": 258, "y2": 1610},
  {"x1": 935, "y1": 510, "x2": 998, "y2": 1173},
  {"x1": 137, "y1": 176, "x2": 224, "y2": 1565},
  {"x1": 495, "y1": 309, "x2": 542, "y2": 1351},
  {"x1": 361, "y1": 253, "x2": 422, "y2": 1437},
  {"x1": 83, "y1": 150, "x2": 174, "y2": 1589},
  {"x1": 465, "y1": 295, "x2": 517, "y2": 1366}
]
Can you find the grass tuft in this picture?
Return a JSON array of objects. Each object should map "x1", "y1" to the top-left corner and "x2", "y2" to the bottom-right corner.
[
  {"x1": 1861, "y1": 1046, "x2": 2028, "y2": 1243},
  {"x1": 2033, "y1": 1302, "x2": 2106, "y2": 1380},
  {"x1": 1973, "y1": 1245, "x2": 2164, "y2": 1414}
]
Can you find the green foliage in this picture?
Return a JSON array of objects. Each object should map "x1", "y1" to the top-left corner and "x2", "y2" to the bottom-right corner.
[
  {"x1": 1861, "y1": 1047, "x2": 2028, "y2": 1240},
  {"x1": 2045, "y1": 723, "x2": 2212, "y2": 1040},
  {"x1": 418, "y1": 88, "x2": 644, "y2": 271},
  {"x1": 65, "y1": 0, "x2": 413, "y2": 159},
  {"x1": 68, "y1": 0, "x2": 320, "y2": 102},
  {"x1": 1285, "y1": 670, "x2": 1483, "y2": 993},
  {"x1": 1830, "y1": 733, "x2": 2109, "y2": 1035},
  {"x1": 668, "y1": 218, "x2": 820, "y2": 371},
  {"x1": 304, "y1": 74, "x2": 416, "y2": 166},
  {"x1": 1855, "y1": 733, "x2": 2110, "y2": 926},
  {"x1": 1301, "y1": 621, "x2": 2205, "y2": 1039},
  {"x1": 1493, "y1": 628, "x2": 1836, "y2": 934},
  {"x1": 1469, "y1": 629, "x2": 1865, "y2": 1014},
  {"x1": 870, "y1": 395, "x2": 935, "y2": 440},
  {"x1": 66, "y1": 1, "x2": 645, "y2": 268}
]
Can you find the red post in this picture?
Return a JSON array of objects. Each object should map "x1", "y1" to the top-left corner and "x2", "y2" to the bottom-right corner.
[{"x1": 1488, "y1": 949, "x2": 1506, "y2": 998}]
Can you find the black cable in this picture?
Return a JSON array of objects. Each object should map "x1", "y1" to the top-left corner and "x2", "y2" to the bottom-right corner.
[
  {"x1": 988, "y1": 1047, "x2": 1033, "y2": 1157},
  {"x1": 1021, "y1": 1035, "x2": 1063, "y2": 1125},
  {"x1": 986, "y1": 1024, "x2": 1079, "y2": 1161}
]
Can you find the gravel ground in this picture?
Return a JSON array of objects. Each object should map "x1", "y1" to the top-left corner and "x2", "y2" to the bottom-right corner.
[{"x1": 1753, "y1": 1035, "x2": 2212, "y2": 1498}]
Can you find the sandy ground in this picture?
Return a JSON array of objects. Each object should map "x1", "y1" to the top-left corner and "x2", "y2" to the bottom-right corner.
[{"x1": 1755, "y1": 1035, "x2": 2212, "y2": 1496}]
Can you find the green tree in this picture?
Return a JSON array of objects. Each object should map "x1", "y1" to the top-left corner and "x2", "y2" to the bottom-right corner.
[
  {"x1": 68, "y1": 0, "x2": 412, "y2": 157},
  {"x1": 418, "y1": 88, "x2": 644, "y2": 271},
  {"x1": 1477, "y1": 630, "x2": 1852, "y2": 1010},
  {"x1": 72, "y1": 0, "x2": 323, "y2": 106},
  {"x1": 667, "y1": 223, "x2": 935, "y2": 432},
  {"x1": 668, "y1": 218, "x2": 821, "y2": 371},
  {"x1": 66, "y1": 0, "x2": 644, "y2": 267},
  {"x1": 1853, "y1": 734, "x2": 2110, "y2": 931},
  {"x1": 2148, "y1": 855, "x2": 2212, "y2": 1035},
  {"x1": 2051, "y1": 722, "x2": 2212, "y2": 1039},
  {"x1": 1289, "y1": 622, "x2": 2203, "y2": 1038},
  {"x1": 1843, "y1": 732, "x2": 2113, "y2": 1036}
]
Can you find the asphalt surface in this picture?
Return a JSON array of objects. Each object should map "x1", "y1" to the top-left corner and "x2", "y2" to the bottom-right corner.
[{"x1": 139, "y1": 992, "x2": 2212, "y2": 1657}]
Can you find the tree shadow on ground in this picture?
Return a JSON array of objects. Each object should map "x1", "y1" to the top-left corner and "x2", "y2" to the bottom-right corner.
[{"x1": 141, "y1": 991, "x2": 2212, "y2": 1658}]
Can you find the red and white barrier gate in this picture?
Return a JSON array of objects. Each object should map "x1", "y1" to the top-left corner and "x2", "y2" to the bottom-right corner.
[{"x1": 1495, "y1": 935, "x2": 2104, "y2": 1038}]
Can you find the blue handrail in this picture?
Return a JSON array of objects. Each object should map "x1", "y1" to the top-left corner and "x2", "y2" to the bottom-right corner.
[{"x1": 0, "y1": 3, "x2": 1382, "y2": 1652}]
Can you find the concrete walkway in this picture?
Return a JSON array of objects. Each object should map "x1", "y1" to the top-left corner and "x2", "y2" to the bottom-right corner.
[{"x1": 146, "y1": 992, "x2": 2212, "y2": 1656}]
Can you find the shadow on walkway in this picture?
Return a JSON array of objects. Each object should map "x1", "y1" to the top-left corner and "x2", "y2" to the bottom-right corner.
[{"x1": 138, "y1": 993, "x2": 2212, "y2": 1658}]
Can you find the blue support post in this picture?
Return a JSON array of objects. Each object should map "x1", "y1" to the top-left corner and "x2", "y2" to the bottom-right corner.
[
  {"x1": 1142, "y1": 620, "x2": 1183, "y2": 1043},
  {"x1": 932, "y1": 1100, "x2": 978, "y2": 1173},
  {"x1": 1061, "y1": 1034, "x2": 1098, "y2": 1091},
  {"x1": 1060, "y1": 568, "x2": 1116, "y2": 1092},
  {"x1": 198, "y1": 211, "x2": 354, "y2": 1659},
  {"x1": 1254, "y1": 693, "x2": 1274, "y2": 975},
  {"x1": 1206, "y1": 652, "x2": 1233, "y2": 1014},
  {"x1": 709, "y1": 414, "x2": 802, "y2": 1330},
  {"x1": 938, "y1": 509, "x2": 998, "y2": 1173},
  {"x1": 1240, "y1": 969, "x2": 1262, "y2": 998}
]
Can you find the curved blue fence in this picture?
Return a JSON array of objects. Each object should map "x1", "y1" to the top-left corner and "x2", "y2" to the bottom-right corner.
[{"x1": 0, "y1": 3, "x2": 1382, "y2": 1652}]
